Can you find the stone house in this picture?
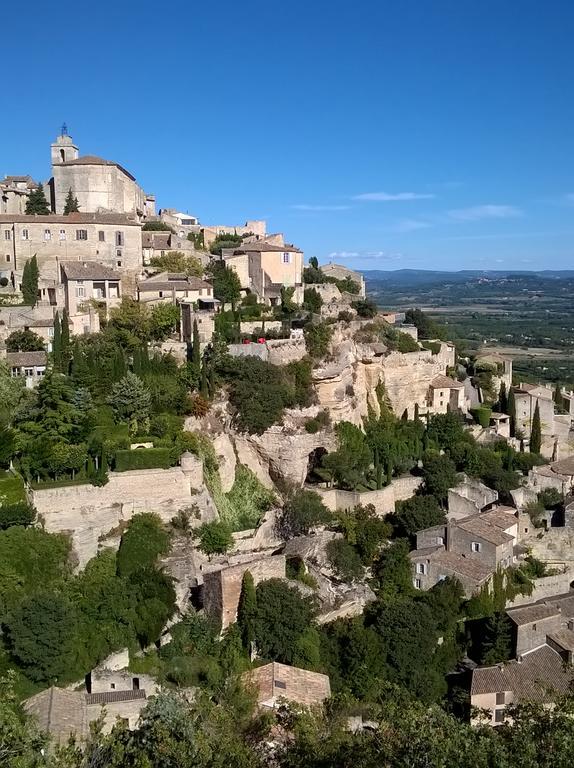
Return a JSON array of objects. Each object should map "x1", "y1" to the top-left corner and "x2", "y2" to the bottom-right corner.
[
  {"x1": 137, "y1": 272, "x2": 215, "y2": 307},
  {"x1": 4, "y1": 350, "x2": 47, "y2": 387},
  {"x1": 243, "y1": 662, "x2": 331, "y2": 709},
  {"x1": 0, "y1": 175, "x2": 39, "y2": 214},
  {"x1": 202, "y1": 555, "x2": 286, "y2": 630},
  {"x1": 528, "y1": 456, "x2": 574, "y2": 496},
  {"x1": 507, "y1": 593, "x2": 574, "y2": 657},
  {"x1": 180, "y1": 303, "x2": 215, "y2": 344},
  {"x1": 199, "y1": 219, "x2": 266, "y2": 248},
  {"x1": 321, "y1": 262, "x2": 366, "y2": 298},
  {"x1": 427, "y1": 374, "x2": 466, "y2": 414},
  {"x1": 470, "y1": 644, "x2": 572, "y2": 726},
  {"x1": 61, "y1": 261, "x2": 122, "y2": 320},
  {"x1": 447, "y1": 475, "x2": 499, "y2": 520},
  {"x1": 0, "y1": 212, "x2": 143, "y2": 286},
  {"x1": 141, "y1": 231, "x2": 205, "y2": 266},
  {"x1": 410, "y1": 546, "x2": 493, "y2": 596},
  {"x1": 49, "y1": 132, "x2": 155, "y2": 219},
  {"x1": 513, "y1": 383, "x2": 556, "y2": 439},
  {"x1": 222, "y1": 240, "x2": 304, "y2": 305}
]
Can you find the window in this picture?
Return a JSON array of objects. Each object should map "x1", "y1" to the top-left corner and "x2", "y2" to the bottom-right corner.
[
  {"x1": 416, "y1": 563, "x2": 426, "y2": 575},
  {"x1": 274, "y1": 680, "x2": 286, "y2": 690},
  {"x1": 5, "y1": 254, "x2": 10, "y2": 262},
  {"x1": 22, "y1": 229, "x2": 29, "y2": 240},
  {"x1": 117, "y1": 260, "x2": 122, "y2": 268},
  {"x1": 496, "y1": 692, "x2": 505, "y2": 705},
  {"x1": 532, "y1": 623, "x2": 537, "y2": 631},
  {"x1": 414, "y1": 578, "x2": 422, "y2": 589},
  {"x1": 115, "y1": 231, "x2": 124, "y2": 246},
  {"x1": 44, "y1": 229, "x2": 51, "y2": 241},
  {"x1": 4, "y1": 230, "x2": 10, "y2": 240},
  {"x1": 494, "y1": 709, "x2": 505, "y2": 724},
  {"x1": 436, "y1": 536, "x2": 444, "y2": 546},
  {"x1": 76, "y1": 229, "x2": 88, "y2": 240},
  {"x1": 76, "y1": 285, "x2": 85, "y2": 298},
  {"x1": 98, "y1": 231, "x2": 105, "y2": 242},
  {"x1": 158, "y1": 291, "x2": 163, "y2": 298},
  {"x1": 110, "y1": 683, "x2": 116, "y2": 690},
  {"x1": 48, "y1": 327, "x2": 54, "y2": 338},
  {"x1": 59, "y1": 229, "x2": 66, "y2": 241},
  {"x1": 471, "y1": 541, "x2": 482, "y2": 553},
  {"x1": 282, "y1": 252, "x2": 291, "y2": 263},
  {"x1": 23, "y1": 367, "x2": 34, "y2": 377}
]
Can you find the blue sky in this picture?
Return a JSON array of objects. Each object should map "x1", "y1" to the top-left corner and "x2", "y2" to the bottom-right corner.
[{"x1": 2, "y1": 0, "x2": 573, "y2": 271}]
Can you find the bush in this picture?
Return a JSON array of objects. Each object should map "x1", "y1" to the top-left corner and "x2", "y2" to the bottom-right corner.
[
  {"x1": 326, "y1": 538, "x2": 364, "y2": 581},
  {"x1": 351, "y1": 299, "x2": 378, "y2": 318},
  {"x1": 0, "y1": 501, "x2": 35, "y2": 530},
  {"x1": 277, "y1": 489, "x2": 331, "y2": 538},
  {"x1": 194, "y1": 520, "x2": 233, "y2": 555},
  {"x1": 470, "y1": 406, "x2": 492, "y2": 428},
  {"x1": 304, "y1": 321, "x2": 333, "y2": 359},
  {"x1": 114, "y1": 447, "x2": 172, "y2": 471},
  {"x1": 116, "y1": 513, "x2": 171, "y2": 577}
]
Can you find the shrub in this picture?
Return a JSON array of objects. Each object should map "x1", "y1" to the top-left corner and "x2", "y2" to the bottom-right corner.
[
  {"x1": 114, "y1": 447, "x2": 172, "y2": 471},
  {"x1": 351, "y1": 299, "x2": 378, "y2": 318},
  {"x1": 194, "y1": 520, "x2": 233, "y2": 555},
  {"x1": 326, "y1": 538, "x2": 364, "y2": 581},
  {"x1": 277, "y1": 489, "x2": 331, "y2": 538},
  {"x1": 470, "y1": 407, "x2": 492, "y2": 428},
  {"x1": 0, "y1": 501, "x2": 36, "y2": 530},
  {"x1": 304, "y1": 321, "x2": 332, "y2": 359},
  {"x1": 116, "y1": 513, "x2": 171, "y2": 577},
  {"x1": 338, "y1": 310, "x2": 353, "y2": 322}
]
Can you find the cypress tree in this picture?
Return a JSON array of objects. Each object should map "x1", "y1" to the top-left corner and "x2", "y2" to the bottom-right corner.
[
  {"x1": 61, "y1": 308, "x2": 70, "y2": 371},
  {"x1": 530, "y1": 401, "x2": 542, "y2": 454},
  {"x1": 237, "y1": 570, "x2": 257, "y2": 651},
  {"x1": 21, "y1": 257, "x2": 39, "y2": 306},
  {"x1": 200, "y1": 363, "x2": 209, "y2": 399},
  {"x1": 508, "y1": 387, "x2": 516, "y2": 437},
  {"x1": 498, "y1": 382, "x2": 508, "y2": 414},
  {"x1": 52, "y1": 312, "x2": 62, "y2": 372},
  {"x1": 192, "y1": 319, "x2": 201, "y2": 385},
  {"x1": 414, "y1": 402, "x2": 420, "y2": 420},
  {"x1": 554, "y1": 382, "x2": 563, "y2": 411},
  {"x1": 25, "y1": 183, "x2": 50, "y2": 215},
  {"x1": 63, "y1": 187, "x2": 80, "y2": 214}
]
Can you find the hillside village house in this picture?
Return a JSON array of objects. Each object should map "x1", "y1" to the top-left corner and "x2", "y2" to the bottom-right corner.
[
  {"x1": 244, "y1": 662, "x2": 331, "y2": 709},
  {"x1": 137, "y1": 272, "x2": 215, "y2": 307},
  {"x1": 514, "y1": 383, "x2": 556, "y2": 438},
  {"x1": 223, "y1": 240, "x2": 304, "y2": 305},
  {"x1": 61, "y1": 262, "x2": 122, "y2": 322},
  {"x1": 0, "y1": 213, "x2": 143, "y2": 286},
  {"x1": 141, "y1": 230, "x2": 207, "y2": 267},
  {"x1": 4, "y1": 351, "x2": 47, "y2": 387},
  {"x1": 321, "y1": 262, "x2": 366, "y2": 297},
  {"x1": 49, "y1": 131, "x2": 155, "y2": 219},
  {"x1": 427, "y1": 374, "x2": 466, "y2": 414},
  {"x1": 1, "y1": 175, "x2": 39, "y2": 214}
]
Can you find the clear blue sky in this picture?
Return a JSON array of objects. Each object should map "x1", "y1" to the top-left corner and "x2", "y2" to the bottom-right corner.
[{"x1": 2, "y1": 1, "x2": 573, "y2": 271}]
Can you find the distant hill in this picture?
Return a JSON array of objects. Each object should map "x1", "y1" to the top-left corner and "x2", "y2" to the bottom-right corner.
[{"x1": 363, "y1": 269, "x2": 574, "y2": 287}]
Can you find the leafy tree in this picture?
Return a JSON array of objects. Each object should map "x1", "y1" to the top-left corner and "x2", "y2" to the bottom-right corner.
[
  {"x1": 5, "y1": 329, "x2": 44, "y2": 352},
  {"x1": 508, "y1": 386, "x2": 517, "y2": 437},
  {"x1": 107, "y1": 297, "x2": 152, "y2": 348},
  {"x1": 554, "y1": 381, "x2": 563, "y2": 410},
  {"x1": 209, "y1": 232, "x2": 243, "y2": 255},
  {"x1": 149, "y1": 251, "x2": 203, "y2": 276},
  {"x1": 255, "y1": 578, "x2": 314, "y2": 664},
  {"x1": 108, "y1": 371, "x2": 152, "y2": 435},
  {"x1": 0, "y1": 501, "x2": 34, "y2": 531},
  {"x1": 309, "y1": 256, "x2": 319, "y2": 270},
  {"x1": 392, "y1": 495, "x2": 446, "y2": 540},
  {"x1": 322, "y1": 421, "x2": 372, "y2": 490},
  {"x1": 326, "y1": 538, "x2": 364, "y2": 581},
  {"x1": 127, "y1": 565, "x2": 176, "y2": 647},
  {"x1": 405, "y1": 307, "x2": 447, "y2": 340},
  {"x1": 372, "y1": 539, "x2": 414, "y2": 598},
  {"x1": 24, "y1": 183, "x2": 50, "y2": 215},
  {"x1": 52, "y1": 311, "x2": 62, "y2": 371},
  {"x1": 150, "y1": 302, "x2": 180, "y2": 341},
  {"x1": 237, "y1": 570, "x2": 257, "y2": 650},
  {"x1": 20, "y1": 256, "x2": 39, "y2": 306},
  {"x1": 303, "y1": 321, "x2": 332, "y2": 359},
  {"x1": 5, "y1": 591, "x2": 79, "y2": 682},
  {"x1": 142, "y1": 220, "x2": 175, "y2": 232},
  {"x1": 277, "y1": 489, "x2": 331, "y2": 538},
  {"x1": 421, "y1": 451, "x2": 458, "y2": 506},
  {"x1": 207, "y1": 262, "x2": 242, "y2": 308},
  {"x1": 351, "y1": 298, "x2": 378, "y2": 318},
  {"x1": 479, "y1": 611, "x2": 513, "y2": 664},
  {"x1": 116, "y1": 513, "x2": 170, "y2": 578},
  {"x1": 336, "y1": 503, "x2": 391, "y2": 564},
  {"x1": 426, "y1": 412, "x2": 466, "y2": 449},
  {"x1": 63, "y1": 187, "x2": 80, "y2": 214},
  {"x1": 61, "y1": 307, "x2": 71, "y2": 368},
  {"x1": 303, "y1": 287, "x2": 323, "y2": 313},
  {"x1": 194, "y1": 520, "x2": 233, "y2": 555},
  {"x1": 530, "y1": 401, "x2": 542, "y2": 454}
]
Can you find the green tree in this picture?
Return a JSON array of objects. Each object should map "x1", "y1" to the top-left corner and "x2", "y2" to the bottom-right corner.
[
  {"x1": 21, "y1": 256, "x2": 39, "y2": 306},
  {"x1": 373, "y1": 539, "x2": 414, "y2": 598},
  {"x1": 63, "y1": 187, "x2": 80, "y2": 214},
  {"x1": 498, "y1": 381, "x2": 509, "y2": 414},
  {"x1": 326, "y1": 538, "x2": 364, "y2": 582},
  {"x1": 149, "y1": 251, "x2": 203, "y2": 276},
  {"x1": 24, "y1": 183, "x2": 50, "y2": 215},
  {"x1": 392, "y1": 495, "x2": 446, "y2": 540},
  {"x1": 116, "y1": 513, "x2": 170, "y2": 578},
  {"x1": 107, "y1": 297, "x2": 151, "y2": 349},
  {"x1": 303, "y1": 321, "x2": 332, "y2": 359},
  {"x1": 322, "y1": 421, "x2": 373, "y2": 490},
  {"x1": 207, "y1": 262, "x2": 242, "y2": 309},
  {"x1": 108, "y1": 371, "x2": 152, "y2": 435},
  {"x1": 5, "y1": 591, "x2": 79, "y2": 682},
  {"x1": 61, "y1": 307, "x2": 71, "y2": 370},
  {"x1": 194, "y1": 520, "x2": 233, "y2": 555},
  {"x1": 479, "y1": 611, "x2": 513, "y2": 664},
  {"x1": 351, "y1": 298, "x2": 378, "y2": 318},
  {"x1": 303, "y1": 287, "x2": 323, "y2": 313},
  {"x1": 142, "y1": 220, "x2": 175, "y2": 232},
  {"x1": 150, "y1": 302, "x2": 180, "y2": 341},
  {"x1": 277, "y1": 489, "x2": 331, "y2": 538},
  {"x1": 508, "y1": 387, "x2": 517, "y2": 437},
  {"x1": 0, "y1": 672, "x2": 47, "y2": 764},
  {"x1": 421, "y1": 451, "x2": 458, "y2": 506},
  {"x1": 254, "y1": 578, "x2": 314, "y2": 664},
  {"x1": 237, "y1": 570, "x2": 257, "y2": 650},
  {"x1": 52, "y1": 311, "x2": 62, "y2": 371},
  {"x1": 5, "y1": 329, "x2": 44, "y2": 352},
  {"x1": 530, "y1": 401, "x2": 542, "y2": 454},
  {"x1": 554, "y1": 381, "x2": 563, "y2": 410}
]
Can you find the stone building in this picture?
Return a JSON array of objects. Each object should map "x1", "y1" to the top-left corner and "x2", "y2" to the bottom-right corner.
[
  {"x1": 513, "y1": 383, "x2": 556, "y2": 439},
  {"x1": 49, "y1": 131, "x2": 155, "y2": 218},
  {"x1": 222, "y1": 240, "x2": 304, "y2": 305},
  {"x1": 427, "y1": 374, "x2": 466, "y2": 414},
  {"x1": 0, "y1": 212, "x2": 143, "y2": 286},
  {"x1": 4, "y1": 350, "x2": 47, "y2": 387},
  {"x1": 244, "y1": 662, "x2": 331, "y2": 709},
  {"x1": 0, "y1": 175, "x2": 39, "y2": 214},
  {"x1": 137, "y1": 272, "x2": 215, "y2": 307},
  {"x1": 141, "y1": 230, "x2": 206, "y2": 266},
  {"x1": 61, "y1": 261, "x2": 122, "y2": 321},
  {"x1": 321, "y1": 262, "x2": 366, "y2": 298},
  {"x1": 447, "y1": 475, "x2": 499, "y2": 520}
]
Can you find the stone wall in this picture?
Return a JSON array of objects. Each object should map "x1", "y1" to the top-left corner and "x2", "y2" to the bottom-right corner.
[
  {"x1": 203, "y1": 555, "x2": 286, "y2": 630},
  {"x1": 266, "y1": 338, "x2": 307, "y2": 365},
  {"x1": 31, "y1": 462, "x2": 209, "y2": 567},
  {"x1": 506, "y1": 571, "x2": 574, "y2": 608},
  {"x1": 313, "y1": 475, "x2": 422, "y2": 516}
]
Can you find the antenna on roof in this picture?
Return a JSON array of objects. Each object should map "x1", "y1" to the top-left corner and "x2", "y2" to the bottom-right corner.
[{"x1": 61, "y1": 122, "x2": 68, "y2": 137}]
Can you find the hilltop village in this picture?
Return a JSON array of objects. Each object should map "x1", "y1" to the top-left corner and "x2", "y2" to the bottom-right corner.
[{"x1": 3, "y1": 131, "x2": 574, "y2": 762}]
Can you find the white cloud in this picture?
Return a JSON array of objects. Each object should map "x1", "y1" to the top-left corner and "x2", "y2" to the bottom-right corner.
[
  {"x1": 353, "y1": 191, "x2": 436, "y2": 201},
  {"x1": 448, "y1": 204, "x2": 523, "y2": 221},
  {"x1": 328, "y1": 250, "x2": 403, "y2": 263},
  {"x1": 291, "y1": 204, "x2": 350, "y2": 211},
  {"x1": 394, "y1": 218, "x2": 432, "y2": 232}
]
